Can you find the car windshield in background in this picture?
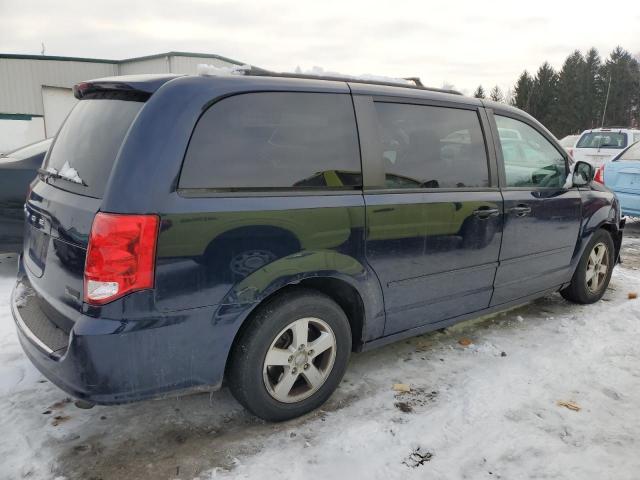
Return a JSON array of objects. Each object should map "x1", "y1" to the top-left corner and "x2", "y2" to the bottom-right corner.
[
  {"x1": 0, "y1": 138, "x2": 52, "y2": 163},
  {"x1": 559, "y1": 135, "x2": 579, "y2": 148},
  {"x1": 576, "y1": 132, "x2": 627, "y2": 149},
  {"x1": 44, "y1": 99, "x2": 143, "y2": 198},
  {"x1": 618, "y1": 142, "x2": 640, "y2": 161}
]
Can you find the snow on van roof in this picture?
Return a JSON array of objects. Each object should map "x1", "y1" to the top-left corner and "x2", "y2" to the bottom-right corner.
[
  {"x1": 291, "y1": 66, "x2": 413, "y2": 86},
  {"x1": 197, "y1": 63, "x2": 414, "y2": 87},
  {"x1": 196, "y1": 63, "x2": 253, "y2": 76}
]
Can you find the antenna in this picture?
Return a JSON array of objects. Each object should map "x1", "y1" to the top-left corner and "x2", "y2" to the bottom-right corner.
[
  {"x1": 41, "y1": 42, "x2": 45, "y2": 56},
  {"x1": 600, "y1": 73, "x2": 612, "y2": 128}
]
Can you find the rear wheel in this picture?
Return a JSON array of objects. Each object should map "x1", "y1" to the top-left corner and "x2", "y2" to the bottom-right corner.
[
  {"x1": 227, "y1": 289, "x2": 351, "y2": 421},
  {"x1": 561, "y1": 229, "x2": 614, "y2": 304}
]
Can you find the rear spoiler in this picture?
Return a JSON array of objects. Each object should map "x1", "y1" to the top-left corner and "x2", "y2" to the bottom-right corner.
[{"x1": 73, "y1": 74, "x2": 182, "y2": 101}]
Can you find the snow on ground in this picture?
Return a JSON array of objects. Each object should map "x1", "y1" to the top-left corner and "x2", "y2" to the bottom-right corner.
[{"x1": 1, "y1": 222, "x2": 639, "y2": 480}]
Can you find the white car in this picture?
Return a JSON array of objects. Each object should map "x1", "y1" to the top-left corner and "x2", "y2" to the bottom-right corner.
[
  {"x1": 558, "y1": 134, "x2": 580, "y2": 160},
  {"x1": 573, "y1": 128, "x2": 640, "y2": 167}
]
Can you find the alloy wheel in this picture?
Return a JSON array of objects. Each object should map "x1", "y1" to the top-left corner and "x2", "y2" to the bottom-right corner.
[
  {"x1": 586, "y1": 242, "x2": 609, "y2": 294},
  {"x1": 262, "y1": 317, "x2": 337, "y2": 403}
]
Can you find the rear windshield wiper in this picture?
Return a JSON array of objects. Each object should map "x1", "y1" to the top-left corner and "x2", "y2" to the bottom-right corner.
[{"x1": 38, "y1": 167, "x2": 87, "y2": 186}]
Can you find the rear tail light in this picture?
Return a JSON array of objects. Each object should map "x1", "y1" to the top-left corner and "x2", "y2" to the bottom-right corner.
[
  {"x1": 567, "y1": 148, "x2": 574, "y2": 159},
  {"x1": 84, "y1": 213, "x2": 159, "y2": 305},
  {"x1": 593, "y1": 164, "x2": 605, "y2": 184}
]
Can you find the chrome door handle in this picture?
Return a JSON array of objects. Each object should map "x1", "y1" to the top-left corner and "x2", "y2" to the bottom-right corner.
[
  {"x1": 472, "y1": 208, "x2": 500, "y2": 218},
  {"x1": 510, "y1": 205, "x2": 532, "y2": 216}
]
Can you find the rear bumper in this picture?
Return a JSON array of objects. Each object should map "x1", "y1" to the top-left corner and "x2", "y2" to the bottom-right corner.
[
  {"x1": 11, "y1": 273, "x2": 236, "y2": 405},
  {"x1": 614, "y1": 191, "x2": 640, "y2": 218}
]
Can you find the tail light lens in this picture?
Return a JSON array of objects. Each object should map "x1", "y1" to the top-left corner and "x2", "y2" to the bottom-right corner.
[
  {"x1": 84, "y1": 213, "x2": 159, "y2": 305},
  {"x1": 567, "y1": 148, "x2": 574, "y2": 159},
  {"x1": 593, "y1": 164, "x2": 605, "y2": 184}
]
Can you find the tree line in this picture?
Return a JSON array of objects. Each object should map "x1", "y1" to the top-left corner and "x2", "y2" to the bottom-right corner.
[{"x1": 473, "y1": 46, "x2": 640, "y2": 138}]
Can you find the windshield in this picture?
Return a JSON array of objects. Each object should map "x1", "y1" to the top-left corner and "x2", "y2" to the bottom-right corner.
[
  {"x1": 617, "y1": 142, "x2": 640, "y2": 161},
  {"x1": 576, "y1": 132, "x2": 627, "y2": 149},
  {"x1": 44, "y1": 99, "x2": 143, "y2": 198}
]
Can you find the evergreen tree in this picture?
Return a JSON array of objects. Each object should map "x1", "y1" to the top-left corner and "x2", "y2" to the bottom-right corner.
[
  {"x1": 473, "y1": 85, "x2": 486, "y2": 99},
  {"x1": 489, "y1": 85, "x2": 504, "y2": 102},
  {"x1": 506, "y1": 46, "x2": 640, "y2": 135},
  {"x1": 530, "y1": 62, "x2": 559, "y2": 131},
  {"x1": 513, "y1": 71, "x2": 534, "y2": 112},
  {"x1": 600, "y1": 46, "x2": 640, "y2": 127},
  {"x1": 555, "y1": 50, "x2": 586, "y2": 137},
  {"x1": 583, "y1": 48, "x2": 603, "y2": 128}
]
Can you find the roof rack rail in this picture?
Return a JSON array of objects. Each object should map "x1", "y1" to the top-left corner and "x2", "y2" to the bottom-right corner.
[{"x1": 240, "y1": 67, "x2": 462, "y2": 96}]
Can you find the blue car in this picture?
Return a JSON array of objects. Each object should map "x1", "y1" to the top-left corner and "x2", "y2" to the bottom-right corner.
[{"x1": 596, "y1": 141, "x2": 640, "y2": 217}]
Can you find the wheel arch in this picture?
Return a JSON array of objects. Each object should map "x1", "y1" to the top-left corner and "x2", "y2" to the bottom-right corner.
[{"x1": 220, "y1": 250, "x2": 386, "y2": 379}]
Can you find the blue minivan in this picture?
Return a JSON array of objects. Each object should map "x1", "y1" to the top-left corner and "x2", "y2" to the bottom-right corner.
[{"x1": 11, "y1": 72, "x2": 624, "y2": 421}]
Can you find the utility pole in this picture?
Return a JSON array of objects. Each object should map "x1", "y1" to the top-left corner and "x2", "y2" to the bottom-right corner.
[{"x1": 600, "y1": 73, "x2": 612, "y2": 128}]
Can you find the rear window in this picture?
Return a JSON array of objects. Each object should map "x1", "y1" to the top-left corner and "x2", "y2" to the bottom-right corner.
[
  {"x1": 576, "y1": 132, "x2": 627, "y2": 149},
  {"x1": 44, "y1": 99, "x2": 143, "y2": 198},
  {"x1": 617, "y1": 142, "x2": 640, "y2": 161},
  {"x1": 179, "y1": 92, "x2": 361, "y2": 190}
]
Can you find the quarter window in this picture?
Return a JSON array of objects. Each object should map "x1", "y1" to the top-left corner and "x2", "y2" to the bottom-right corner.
[
  {"x1": 495, "y1": 116, "x2": 567, "y2": 188},
  {"x1": 373, "y1": 102, "x2": 489, "y2": 189},
  {"x1": 179, "y1": 92, "x2": 361, "y2": 190}
]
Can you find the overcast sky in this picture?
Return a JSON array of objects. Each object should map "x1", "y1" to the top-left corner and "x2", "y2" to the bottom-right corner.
[{"x1": 1, "y1": 0, "x2": 639, "y2": 94}]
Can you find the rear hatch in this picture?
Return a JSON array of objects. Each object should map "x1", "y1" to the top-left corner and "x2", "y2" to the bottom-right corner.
[
  {"x1": 23, "y1": 95, "x2": 145, "y2": 324},
  {"x1": 604, "y1": 142, "x2": 640, "y2": 196},
  {"x1": 573, "y1": 131, "x2": 627, "y2": 167}
]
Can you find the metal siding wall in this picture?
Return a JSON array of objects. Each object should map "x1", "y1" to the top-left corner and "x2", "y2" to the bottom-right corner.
[
  {"x1": 169, "y1": 56, "x2": 237, "y2": 74},
  {"x1": 118, "y1": 57, "x2": 170, "y2": 75},
  {"x1": 0, "y1": 58, "x2": 117, "y2": 115},
  {"x1": 0, "y1": 55, "x2": 241, "y2": 116}
]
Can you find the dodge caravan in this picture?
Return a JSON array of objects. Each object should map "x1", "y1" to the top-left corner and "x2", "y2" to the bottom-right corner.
[{"x1": 11, "y1": 72, "x2": 624, "y2": 421}]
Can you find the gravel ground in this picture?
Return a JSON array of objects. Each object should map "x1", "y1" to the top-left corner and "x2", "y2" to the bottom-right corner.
[{"x1": 0, "y1": 220, "x2": 639, "y2": 480}]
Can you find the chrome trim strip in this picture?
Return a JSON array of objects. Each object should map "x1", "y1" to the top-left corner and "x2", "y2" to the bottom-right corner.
[{"x1": 10, "y1": 283, "x2": 55, "y2": 355}]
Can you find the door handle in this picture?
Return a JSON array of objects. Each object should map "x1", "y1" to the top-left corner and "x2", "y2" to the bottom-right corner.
[
  {"x1": 472, "y1": 207, "x2": 500, "y2": 218},
  {"x1": 373, "y1": 207, "x2": 395, "y2": 213},
  {"x1": 510, "y1": 204, "x2": 532, "y2": 216}
]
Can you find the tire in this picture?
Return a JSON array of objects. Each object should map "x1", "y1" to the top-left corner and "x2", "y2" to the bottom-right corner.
[
  {"x1": 227, "y1": 288, "x2": 352, "y2": 421},
  {"x1": 560, "y1": 229, "x2": 615, "y2": 304}
]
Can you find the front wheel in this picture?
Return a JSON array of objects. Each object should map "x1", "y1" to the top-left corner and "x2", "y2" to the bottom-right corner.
[
  {"x1": 227, "y1": 289, "x2": 352, "y2": 421},
  {"x1": 561, "y1": 229, "x2": 615, "y2": 304}
]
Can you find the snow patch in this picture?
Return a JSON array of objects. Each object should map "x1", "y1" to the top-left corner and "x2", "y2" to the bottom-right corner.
[
  {"x1": 293, "y1": 65, "x2": 413, "y2": 86},
  {"x1": 12, "y1": 281, "x2": 32, "y2": 308},
  {"x1": 197, "y1": 63, "x2": 252, "y2": 77},
  {"x1": 46, "y1": 161, "x2": 83, "y2": 185}
]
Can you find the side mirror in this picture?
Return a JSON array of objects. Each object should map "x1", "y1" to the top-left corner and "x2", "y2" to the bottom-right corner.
[{"x1": 572, "y1": 161, "x2": 593, "y2": 187}]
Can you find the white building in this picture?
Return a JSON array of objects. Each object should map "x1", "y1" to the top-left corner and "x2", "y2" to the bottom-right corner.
[{"x1": 0, "y1": 51, "x2": 245, "y2": 153}]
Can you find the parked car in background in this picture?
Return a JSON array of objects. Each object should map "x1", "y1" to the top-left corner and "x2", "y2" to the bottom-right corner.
[
  {"x1": 594, "y1": 141, "x2": 640, "y2": 217},
  {"x1": 0, "y1": 138, "x2": 52, "y2": 252},
  {"x1": 11, "y1": 73, "x2": 623, "y2": 422},
  {"x1": 573, "y1": 128, "x2": 640, "y2": 167},
  {"x1": 559, "y1": 134, "x2": 580, "y2": 161}
]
